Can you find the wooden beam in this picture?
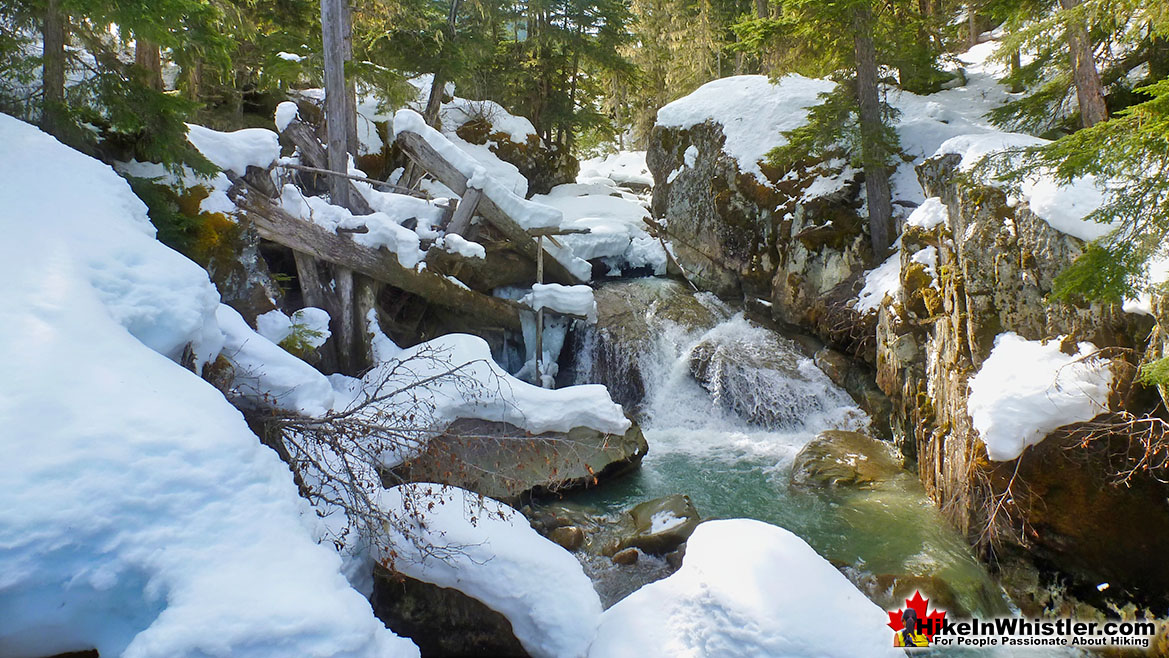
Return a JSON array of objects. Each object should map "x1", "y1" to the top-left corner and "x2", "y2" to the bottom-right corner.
[
  {"x1": 320, "y1": 0, "x2": 352, "y2": 211},
  {"x1": 276, "y1": 162, "x2": 429, "y2": 198},
  {"x1": 395, "y1": 129, "x2": 584, "y2": 285},
  {"x1": 235, "y1": 188, "x2": 524, "y2": 331},
  {"x1": 446, "y1": 185, "x2": 482, "y2": 236},
  {"x1": 280, "y1": 119, "x2": 375, "y2": 216}
]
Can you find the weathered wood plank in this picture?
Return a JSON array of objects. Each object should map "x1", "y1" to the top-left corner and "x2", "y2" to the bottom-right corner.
[
  {"x1": 395, "y1": 129, "x2": 584, "y2": 285},
  {"x1": 446, "y1": 185, "x2": 482, "y2": 236},
  {"x1": 281, "y1": 118, "x2": 375, "y2": 216},
  {"x1": 235, "y1": 189, "x2": 524, "y2": 331}
]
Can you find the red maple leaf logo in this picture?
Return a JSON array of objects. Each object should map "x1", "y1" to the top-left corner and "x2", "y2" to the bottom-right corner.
[{"x1": 887, "y1": 591, "x2": 947, "y2": 641}]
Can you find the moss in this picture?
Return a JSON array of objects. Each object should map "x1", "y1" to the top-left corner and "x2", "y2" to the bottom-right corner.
[{"x1": 189, "y1": 211, "x2": 241, "y2": 268}]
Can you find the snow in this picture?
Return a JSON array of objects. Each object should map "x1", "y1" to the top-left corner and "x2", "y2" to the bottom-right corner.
[
  {"x1": 380, "y1": 484, "x2": 601, "y2": 658},
  {"x1": 934, "y1": 133, "x2": 1112, "y2": 241},
  {"x1": 277, "y1": 51, "x2": 305, "y2": 62},
  {"x1": 905, "y1": 197, "x2": 949, "y2": 230},
  {"x1": 185, "y1": 123, "x2": 280, "y2": 176},
  {"x1": 683, "y1": 144, "x2": 698, "y2": 168},
  {"x1": 217, "y1": 305, "x2": 336, "y2": 417},
  {"x1": 436, "y1": 232, "x2": 486, "y2": 259},
  {"x1": 393, "y1": 109, "x2": 592, "y2": 280},
  {"x1": 531, "y1": 182, "x2": 667, "y2": 275},
  {"x1": 578, "y1": 151, "x2": 653, "y2": 188},
  {"x1": 910, "y1": 245, "x2": 938, "y2": 278},
  {"x1": 968, "y1": 333, "x2": 1113, "y2": 461},
  {"x1": 0, "y1": 113, "x2": 417, "y2": 658},
  {"x1": 292, "y1": 307, "x2": 332, "y2": 348},
  {"x1": 521, "y1": 283, "x2": 598, "y2": 322},
  {"x1": 1123, "y1": 250, "x2": 1169, "y2": 316},
  {"x1": 440, "y1": 96, "x2": 538, "y2": 144},
  {"x1": 854, "y1": 252, "x2": 902, "y2": 313},
  {"x1": 256, "y1": 308, "x2": 294, "y2": 343},
  {"x1": 332, "y1": 333, "x2": 630, "y2": 447},
  {"x1": 275, "y1": 100, "x2": 300, "y2": 132},
  {"x1": 656, "y1": 75, "x2": 835, "y2": 179},
  {"x1": 649, "y1": 510, "x2": 685, "y2": 534},
  {"x1": 116, "y1": 159, "x2": 237, "y2": 218},
  {"x1": 279, "y1": 184, "x2": 426, "y2": 268},
  {"x1": 588, "y1": 519, "x2": 900, "y2": 658}
]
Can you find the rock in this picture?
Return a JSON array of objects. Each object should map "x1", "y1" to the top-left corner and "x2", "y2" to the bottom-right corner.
[
  {"x1": 575, "y1": 278, "x2": 725, "y2": 409},
  {"x1": 791, "y1": 430, "x2": 904, "y2": 489},
  {"x1": 647, "y1": 120, "x2": 873, "y2": 352},
  {"x1": 664, "y1": 543, "x2": 686, "y2": 570},
  {"x1": 372, "y1": 566, "x2": 529, "y2": 657},
  {"x1": 611, "y1": 548, "x2": 640, "y2": 565},
  {"x1": 455, "y1": 118, "x2": 577, "y2": 196},
  {"x1": 390, "y1": 418, "x2": 648, "y2": 504},
  {"x1": 687, "y1": 324, "x2": 859, "y2": 430},
  {"x1": 616, "y1": 494, "x2": 700, "y2": 555},
  {"x1": 548, "y1": 525, "x2": 585, "y2": 552},
  {"x1": 813, "y1": 347, "x2": 893, "y2": 437}
]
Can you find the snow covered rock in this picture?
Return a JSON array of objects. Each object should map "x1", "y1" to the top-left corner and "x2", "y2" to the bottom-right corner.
[
  {"x1": 0, "y1": 113, "x2": 417, "y2": 658},
  {"x1": 375, "y1": 484, "x2": 603, "y2": 658},
  {"x1": 186, "y1": 123, "x2": 281, "y2": 176},
  {"x1": 968, "y1": 333, "x2": 1112, "y2": 461},
  {"x1": 588, "y1": 519, "x2": 901, "y2": 658}
]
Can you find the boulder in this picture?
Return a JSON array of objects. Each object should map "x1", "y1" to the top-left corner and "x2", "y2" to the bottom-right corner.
[
  {"x1": 791, "y1": 430, "x2": 904, "y2": 489},
  {"x1": 616, "y1": 494, "x2": 700, "y2": 555},
  {"x1": 548, "y1": 525, "x2": 585, "y2": 552},
  {"x1": 389, "y1": 418, "x2": 648, "y2": 504},
  {"x1": 455, "y1": 118, "x2": 577, "y2": 196},
  {"x1": 372, "y1": 566, "x2": 529, "y2": 657},
  {"x1": 611, "y1": 548, "x2": 640, "y2": 565}
]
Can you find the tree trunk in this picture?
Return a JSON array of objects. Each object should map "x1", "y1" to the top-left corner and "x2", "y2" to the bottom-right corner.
[
  {"x1": 852, "y1": 3, "x2": 893, "y2": 259},
  {"x1": 967, "y1": 3, "x2": 979, "y2": 49},
  {"x1": 340, "y1": 0, "x2": 359, "y2": 155},
  {"x1": 320, "y1": 0, "x2": 351, "y2": 210},
  {"x1": 135, "y1": 38, "x2": 163, "y2": 91},
  {"x1": 42, "y1": 0, "x2": 67, "y2": 139},
  {"x1": 423, "y1": 0, "x2": 462, "y2": 128},
  {"x1": 1059, "y1": 0, "x2": 1108, "y2": 128}
]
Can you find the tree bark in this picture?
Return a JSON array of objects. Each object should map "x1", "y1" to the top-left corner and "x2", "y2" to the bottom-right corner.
[
  {"x1": 852, "y1": 3, "x2": 893, "y2": 259},
  {"x1": 321, "y1": 0, "x2": 352, "y2": 210},
  {"x1": 135, "y1": 38, "x2": 163, "y2": 91},
  {"x1": 42, "y1": 0, "x2": 67, "y2": 138},
  {"x1": 1059, "y1": 0, "x2": 1108, "y2": 128}
]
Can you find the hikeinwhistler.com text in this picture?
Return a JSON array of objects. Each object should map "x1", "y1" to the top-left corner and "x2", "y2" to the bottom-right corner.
[{"x1": 921, "y1": 617, "x2": 1158, "y2": 649}]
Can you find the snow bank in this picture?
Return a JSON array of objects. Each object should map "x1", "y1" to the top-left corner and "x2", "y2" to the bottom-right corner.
[
  {"x1": 185, "y1": 123, "x2": 280, "y2": 176},
  {"x1": 906, "y1": 197, "x2": 949, "y2": 230},
  {"x1": 588, "y1": 519, "x2": 900, "y2": 658},
  {"x1": 333, "y1": 333, "x2": 630, "y2": 446},
  {"x1": 578, "y1": 151, "x2": 654, "y2": 188},
  {"x1": 934, "y1": 133, "x2": 1112, "y2": 241},
  {"x1": 656, "y1": 75, "x2": 835, "y2": 179},
  {"x1": 381, "y1": 484, "x2": 601, "y2": 658},
  {"x1": 854, "y1": 252, "x2": 902, "y2": 313},
  {"x1": 217, "y1": 304, "x2": 337, "y2": 417},
  {"x1": 968, "y1": 333, "x2": 1112, "y2": 461},
  {"x1": 521, "y1": 283, "x2": 598, "y2": 321},
  {"x1": 0, "y1": 113, "x2": 416, "y2": 658}
]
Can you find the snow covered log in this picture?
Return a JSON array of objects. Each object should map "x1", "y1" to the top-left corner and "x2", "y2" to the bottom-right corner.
[
  {"x1": 394, "y1": 128, "x2": 587, "y2": 285},
  {"x1": 233, "y1": 185, "x2": 524, "y2": 331}
]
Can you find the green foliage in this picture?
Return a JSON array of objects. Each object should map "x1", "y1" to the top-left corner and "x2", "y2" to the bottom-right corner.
[
  {"x1": 983, "y1": 78, "x2": 1169, "y2": 302},
  {"x1": 765, "y1": 82, "x2": 901, "y2": 170},
  {"x1": 279, "y1": 321, "x2": 326, "y2": 359},
  {"x1": 1139, "y1": 356, "x2": 1169, "y2": 389}
]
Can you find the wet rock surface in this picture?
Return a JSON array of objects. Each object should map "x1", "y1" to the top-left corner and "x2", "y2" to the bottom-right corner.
[{"x1": 791, "y1": 430, "x2": 904, "y2": 489}]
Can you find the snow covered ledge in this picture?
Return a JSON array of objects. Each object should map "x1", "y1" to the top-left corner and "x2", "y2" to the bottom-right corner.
[{"x1": 0, "y1": 114, "x2": 417, "y2": 657}]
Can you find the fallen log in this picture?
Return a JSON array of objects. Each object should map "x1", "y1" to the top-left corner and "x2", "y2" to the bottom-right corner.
[
  {"x1": 395, "y1": 129, "x2": 585, "y2": 285},
  {"x1": 233, "y1": 187, "x2": 524, "y2": 331}
]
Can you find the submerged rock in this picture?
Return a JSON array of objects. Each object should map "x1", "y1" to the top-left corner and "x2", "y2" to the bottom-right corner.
[
  {"x1": 791, "y1": 430, "x2": 904, "y2": 489},
  {"x1": 611, "y1": 548, "x2": 640, "y2": 565},
  {"x1": 390, "y1": 418, "x2": 648, "y2": 504},
  {"x1": 548, "y1": 525, "x2": 585, "y2": 552},
  {"x1": 616, "y1": 494, "x2": 700, "y2": 555}
]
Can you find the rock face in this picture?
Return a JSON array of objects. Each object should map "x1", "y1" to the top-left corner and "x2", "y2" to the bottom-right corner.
[
  {"x1": 389, "y1": 418, "x2": 648, "y2": 504},
  {"x1": 647, "y1": 121, "x2": 875, "y2": 358},
  {"x1": 875, "y1": 153, "x2": 1167, "y2": 602}
]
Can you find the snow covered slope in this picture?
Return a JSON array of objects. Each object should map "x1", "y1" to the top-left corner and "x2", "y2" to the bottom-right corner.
[{"x1": 0, "y1": 114, "x2": 418, "y2": 658}]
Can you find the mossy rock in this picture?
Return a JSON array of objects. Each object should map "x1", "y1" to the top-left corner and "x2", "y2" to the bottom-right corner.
[
  {"x1": 616, "y1": 494, "x2": 701, "y2": 555},
  {"x1": 791, "y1": 430, "x2": 903, "y2": 489}
]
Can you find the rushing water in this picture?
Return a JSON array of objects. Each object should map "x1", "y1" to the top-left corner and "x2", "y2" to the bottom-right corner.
[{"x1": 556, "y1": 279, "x2": 1013, "y2": 624}]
